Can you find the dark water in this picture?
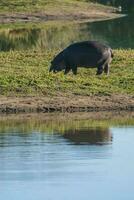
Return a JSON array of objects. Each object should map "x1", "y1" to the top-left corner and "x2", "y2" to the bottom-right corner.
[
  {"x1": 0, "y1": 15, "x2": 133, "y2": 51},
  {"x1": 91, "y1": 0, "x2": 134, "y2": 13},
  {"x1": 0, "y1": 116, "x2": 134, "y2": 200}
]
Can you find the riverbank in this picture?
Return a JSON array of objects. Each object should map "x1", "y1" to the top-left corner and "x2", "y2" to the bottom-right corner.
[
  {"x1": 0, "y1": 94, "x2": 133, "y2": 113},
  {"x1": 0, "y1": 0, "x2": 122, "y2": 23},
  {"x1": 0, "y1": 49, "x2": 133, "y2": 113}
]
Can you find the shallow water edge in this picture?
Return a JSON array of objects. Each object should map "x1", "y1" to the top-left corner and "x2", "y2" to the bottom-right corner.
[{"x1": 0, "y1": 110, "x2": 133, "y2": 123}]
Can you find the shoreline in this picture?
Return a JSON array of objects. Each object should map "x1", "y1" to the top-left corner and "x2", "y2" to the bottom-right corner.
[
  {"x1": 0, "y1": 2, "x2": 124, "y2": 24},
  {"x1": 0, "y1": 110, "x2": 133, "y2": 122},
  {"x1": 0, "y1": 13, "x2": 125, "y2": 25},
  {"x1": 0, "y1": 12, "x2": 123, "y2": 24},
  {"x1": 0, "y1": 94, "x2": 133, "y2": 114}
]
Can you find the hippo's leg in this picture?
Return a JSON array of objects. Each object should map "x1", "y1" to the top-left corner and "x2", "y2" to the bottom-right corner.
[
  {"x1": 64, "y1": 66, "x2": 71, "y2": 75},
  {"x1": 96, "y1": 64, "x2": 103, "y2": 75},
  {"x1": 64, "y1": 60, "x2": 71, "y2": 75},
  {"x1": 72, "y1": 66, "x2": 77, "y2": 75},
  {"x1": 104, "y1": 64, "x2": 110, "y2": 75}
]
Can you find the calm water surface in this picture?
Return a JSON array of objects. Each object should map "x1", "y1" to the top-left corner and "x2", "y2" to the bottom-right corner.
[
  {"x1": 0, "y1": 15, "x2": 133, "y2": 51},
  {"x1": 0, "y1": 116, "x2": 134, "y2": 200},
  {"x1": 91, "y1": 0, "x2": 134, "y2": 13}
]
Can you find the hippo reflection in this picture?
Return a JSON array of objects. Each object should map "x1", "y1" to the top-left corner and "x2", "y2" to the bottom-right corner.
[
  {"x1": 49, "y1": 41, "x2": 114, "y2": 75},
  {"x1": 63, "y1": 128, "x2": 112, "y2": 145}
]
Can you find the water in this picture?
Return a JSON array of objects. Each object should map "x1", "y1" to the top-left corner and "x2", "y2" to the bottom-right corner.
[
  {"x1": 0, "y1": 14, "x2": 133, "y2": 51},
  {"x1": 0, "y1": 115, "x2": 134, "y2": 200},
  {"x1": 90, "y1": 0, "x2": 134, "y2": 13}
]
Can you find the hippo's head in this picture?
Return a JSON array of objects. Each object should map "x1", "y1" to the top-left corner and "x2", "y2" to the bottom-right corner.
[
  {"x1": 49, "y1": 51, "x2": 66, "y2": 73},
  {"x1": 49, "y1": 60, "x2": 65, "y2": 73}
]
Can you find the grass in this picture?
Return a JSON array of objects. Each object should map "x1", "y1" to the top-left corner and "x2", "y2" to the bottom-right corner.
[
  {"x1": 0, "y1": 49, "x2": 133, "y2": 96},
  {"x1": 0, "y1": 0, "x2": 113, "y2": 14},
  {"x1": 0, "y1": 0, "x2": 119, "y2": 25}
]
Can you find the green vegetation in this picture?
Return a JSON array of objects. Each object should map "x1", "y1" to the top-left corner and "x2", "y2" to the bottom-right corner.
[
  {"x1": 0, "y1": 0, "x2": 119, "y2": 25},
  {"x1": 0, "y1": 0, "x2": 112, "y2": 14},
  {"x1": 0, "y1": 49, "x2": 133, "y2": 96}
]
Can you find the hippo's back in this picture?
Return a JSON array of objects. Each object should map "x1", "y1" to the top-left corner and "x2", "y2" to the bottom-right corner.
[
  {"x1": 64, "y1": 41, "x2": 110, "y2": 67},
  {"x1": 66, "y1": 41, "x2": 109, "y2": 53}
]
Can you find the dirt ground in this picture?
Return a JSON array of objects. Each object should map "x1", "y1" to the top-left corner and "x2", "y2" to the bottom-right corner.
[
  {"x1": 0, "y1": 94, "x2": 133, "y2": 113},
  {"x1": 0, "y1": 11, "x2": 123, "y2": 24}
]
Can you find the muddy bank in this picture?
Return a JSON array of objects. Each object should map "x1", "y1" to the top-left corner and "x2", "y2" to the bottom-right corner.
[
  {"x1": 0, "y1": 11, "x2": 123, "y2": 24},
  {"x1": 0, "y1": 111, "x2": 133, "y2": 125},
  {"x1": 0, "y1": 94, "x2": 133, "y2": 114}
]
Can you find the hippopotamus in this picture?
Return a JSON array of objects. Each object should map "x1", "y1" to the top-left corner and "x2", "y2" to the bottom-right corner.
[{"x1": 49, "y1": 41, "x2": 114, "y2": 75}]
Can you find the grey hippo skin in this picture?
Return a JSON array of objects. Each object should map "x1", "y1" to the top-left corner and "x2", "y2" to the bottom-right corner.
[{"x1": 49, "y1": 41, "x2": 114, "y2": 75}]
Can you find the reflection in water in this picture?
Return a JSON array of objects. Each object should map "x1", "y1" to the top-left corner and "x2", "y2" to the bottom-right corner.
[
  {"x1": 0, "y1": 28, "x2": 40, "y2": 51},
  {"x1": 0, "y1": 124, "x2": 112, "y2": 147},
  {"x1": 0, "y1": 15, "x2": 133, "y2": 51},
  {"x1": 0, "y1": 116, "x2": 134, "y2": 200},
  {"x1": 0, "y1": 25, "x2": 89, "y2": 51},
  {"x1": 0, "y1": 118, "x2": 113, "y2": 182},
  {"x1": 63, "y1": 128, "x2": 112, "y2": 145}
]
